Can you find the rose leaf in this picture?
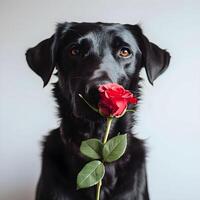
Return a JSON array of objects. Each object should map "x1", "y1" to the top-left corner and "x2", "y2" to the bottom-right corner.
[
  {"x1": 103, "y1": 134, "x2": 127, "y2": 162},
  {"x1": 80, "y1": 139, "x2": 103, "y2": 159},
  {"x1": 77, "y1": 160, "x2": 105, "y2": 189}
]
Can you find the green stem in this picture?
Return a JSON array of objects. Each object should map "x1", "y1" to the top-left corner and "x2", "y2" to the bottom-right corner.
[
  {"x1": 126, "y1": 109, "x2": 135, "y2": 112},
  {"x1": 96, "y1": 117, "x2": 113, "y2": 200},
  {"x1": 96, "y1": 180, "x2": 102, "y2": 200},
  {"x1": 103, "y1": 118, "x2": 113, "y2": 144}
]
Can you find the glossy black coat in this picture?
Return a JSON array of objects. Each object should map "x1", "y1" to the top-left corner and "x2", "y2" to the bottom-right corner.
[{"x1": 26, "y1": 22, "x2": 170, "y2": 200}]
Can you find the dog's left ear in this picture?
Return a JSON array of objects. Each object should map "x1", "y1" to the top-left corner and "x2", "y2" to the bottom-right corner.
[
  {"x1": 126, "y1": 25, "x2": 171, "y2": 85},
  {"x1": 141, "y1": 34, "x2": 171, "y2": 85},
  {"x1": 25, "y1": 35, "x2": 57, "y2": 87}
]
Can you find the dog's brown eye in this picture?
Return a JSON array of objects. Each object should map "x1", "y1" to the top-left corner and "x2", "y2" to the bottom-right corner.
[
  {"x1": 118, "y1": 47, "x2": 132, "y2": 58},
  {"x1": 70, "y1": 46, "x2": 80, "y2": 56}
]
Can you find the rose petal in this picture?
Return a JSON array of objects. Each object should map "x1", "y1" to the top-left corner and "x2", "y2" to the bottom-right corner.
[
  {"x1": 98, "y1": 83, "x2": 137, "y2": 117},
  {"x1": 129, "y1": 96, "x2": 138, "y2": 104}
]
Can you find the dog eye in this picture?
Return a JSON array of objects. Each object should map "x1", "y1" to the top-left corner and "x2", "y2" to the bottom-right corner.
[
  {"x1": 118, "y1": 47, "x2": 132, "y2": 58},
  {"x1": 69, "y1": 45, "x2": 80, "y2": 56}
]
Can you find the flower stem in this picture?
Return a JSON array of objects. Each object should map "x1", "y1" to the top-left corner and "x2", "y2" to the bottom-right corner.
[
  {"x1": 126, "y1": 109, "x2": 135, "y2": 112},
  {"x1": 103, "y1": 117, "x2": 113, "y2": 144},
  {"x1": 96, "y1": 180, "x2": 102, "y2": 200},
  {"x1": 96, "y1": 117, "x2": 113, "y2": 200}
]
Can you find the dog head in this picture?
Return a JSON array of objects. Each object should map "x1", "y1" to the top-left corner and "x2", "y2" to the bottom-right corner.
[{"x1": 26, "y1": 22, "x2": 170, "y2": 118}]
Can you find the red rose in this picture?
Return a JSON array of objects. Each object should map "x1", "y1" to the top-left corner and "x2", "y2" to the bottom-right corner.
[{"x1": 98, "y1": 83, "x2": 137, "y2": 117}]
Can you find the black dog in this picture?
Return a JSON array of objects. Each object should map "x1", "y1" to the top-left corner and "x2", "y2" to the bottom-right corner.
[{"x1": 26, "y1": 22, "x2": 170, "y2": 200}]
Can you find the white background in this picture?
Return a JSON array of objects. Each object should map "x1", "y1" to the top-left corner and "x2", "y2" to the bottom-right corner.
[{"x1": 0, "y1": 0, "x2": 200, "y2": 199}]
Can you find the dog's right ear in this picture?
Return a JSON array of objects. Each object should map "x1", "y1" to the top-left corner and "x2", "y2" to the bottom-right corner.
[{"x1": 25, "y1": 35, "x2": 57, "y2": 87}]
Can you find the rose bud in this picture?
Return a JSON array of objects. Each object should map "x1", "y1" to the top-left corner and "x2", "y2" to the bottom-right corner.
[{"x1": 98, "y1": 83, "x2": 137, "y2": 118}]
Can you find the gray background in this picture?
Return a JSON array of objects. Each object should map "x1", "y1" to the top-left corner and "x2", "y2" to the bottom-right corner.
[{"x1": 0, "y1": 0, "x2": 200, "y2": 199}]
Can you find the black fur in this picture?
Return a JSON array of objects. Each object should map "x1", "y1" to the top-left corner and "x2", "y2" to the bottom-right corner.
[{"x1": 26, "y1": 22, "x2": 170, "y2": 200}]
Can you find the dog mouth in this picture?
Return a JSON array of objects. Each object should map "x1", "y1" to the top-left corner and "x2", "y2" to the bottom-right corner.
[
  {"x1": 70, "y1": 80, "x2": 113, "y2": 119},
  {"x1": 86, "y1": 86, "x2": 100, "y2": 107},
  {"x1": 71, "y1": 87, "x2": 100, "y2": 120}
]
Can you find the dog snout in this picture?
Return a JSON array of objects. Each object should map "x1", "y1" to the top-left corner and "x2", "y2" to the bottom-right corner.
[{"x1": 85, "y1": 84, "x2": 99, "y2": 105}]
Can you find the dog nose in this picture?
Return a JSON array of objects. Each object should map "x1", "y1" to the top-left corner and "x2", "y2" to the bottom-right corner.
[
  {"x1": 85, "y1": 85, "x2": 99, "y2": 105},
  {"x1": 85, "y1": 79, "x2": 112, "y2": 102},
  {"x1": 86, "y1": 84, "x2": 98, "y2": 97}
]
